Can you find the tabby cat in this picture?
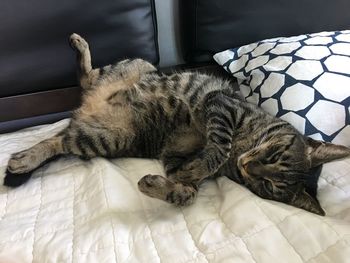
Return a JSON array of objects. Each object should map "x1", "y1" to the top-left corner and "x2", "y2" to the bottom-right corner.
[{"x1": 4, "y1": 34, "x2": 350, "y2": 215}]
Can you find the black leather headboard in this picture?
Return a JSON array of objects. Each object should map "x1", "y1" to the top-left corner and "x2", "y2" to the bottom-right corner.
[
  {"x1": 0, "y1": 0, "x2": 158, "y2": 97},
  {"x1": 181, "y1": 0, "x2": 350, "y2": 63}
]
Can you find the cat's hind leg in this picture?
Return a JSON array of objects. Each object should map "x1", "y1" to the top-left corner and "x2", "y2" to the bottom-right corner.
[
  {"x1": 4, "y1": 133, "x2": 68, "y2": 187},
  {"x1": 69, "y1": 33, "x2": 100, "y2": 90}
]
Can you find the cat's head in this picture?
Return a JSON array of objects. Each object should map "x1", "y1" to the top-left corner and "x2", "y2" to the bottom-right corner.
[{"x1": 237, "y1": 133, "x2": 350, "y2": 216}]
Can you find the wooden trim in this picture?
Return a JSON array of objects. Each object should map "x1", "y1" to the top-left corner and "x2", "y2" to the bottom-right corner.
[
  {"x1": 0, "y1": 86, "x2": 81, "y2": 122},
  {"x1": 0, "y1": 111, "x2": 71, "y2": 134}
]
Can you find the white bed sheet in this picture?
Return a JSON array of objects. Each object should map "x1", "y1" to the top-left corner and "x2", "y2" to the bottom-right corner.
[{"x1": 0, "y1": 119, "x2": 349, "y2": 263}]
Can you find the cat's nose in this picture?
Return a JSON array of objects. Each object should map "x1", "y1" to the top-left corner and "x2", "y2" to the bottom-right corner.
[
  {"x1": 241, "y1": 159, "x2": 252, "y2": 169},
  {"x1": 242, "y1": 162, "x2": 249, "y2": 171}
]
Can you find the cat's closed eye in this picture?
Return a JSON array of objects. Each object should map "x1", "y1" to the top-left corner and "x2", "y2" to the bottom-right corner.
[{"x1": 260, "y1": 150, "x2": 282, "y2": 164}]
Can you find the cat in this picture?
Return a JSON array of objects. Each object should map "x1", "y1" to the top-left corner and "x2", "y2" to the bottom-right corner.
[{"x1": 4, "y1": 34, "x2": 350, "y2": 216}]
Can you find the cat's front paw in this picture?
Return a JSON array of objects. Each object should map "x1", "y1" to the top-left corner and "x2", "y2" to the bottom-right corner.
[
  {"x1": 171, "y1": 159, "x2": 207, "y2": 183},
  {"x1": 138, "y1": 174, "x2": 169, "y2": 198},
  {"x1": 164, "y1": 183, "x2": 198, "y2": 207},
  {"x1": 138, "y1": 174, "x2": 197, "y2": 206},
  {"x1": 69, "y1": 33, "x2": 88, "y2": 52}
]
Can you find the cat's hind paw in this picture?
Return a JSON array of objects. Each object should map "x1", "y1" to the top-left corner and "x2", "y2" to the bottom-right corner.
[
  {"x1": 7, "y1": 151, "x2": 36, "y2": 174},
  {"x1": 4, "y1": 150, "x2": 38, "y2": 187},
  {"x1": 69, "y1": 33, "x2": 89, "y2": 52}
]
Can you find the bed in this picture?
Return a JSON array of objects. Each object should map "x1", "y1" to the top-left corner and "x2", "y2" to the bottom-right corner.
[
  {"x1": 1, "y1": 120, "x2": 350, "y2": 262},
  {"x1": 1, "y1": 0, "x2": 350, "y2": 262}
]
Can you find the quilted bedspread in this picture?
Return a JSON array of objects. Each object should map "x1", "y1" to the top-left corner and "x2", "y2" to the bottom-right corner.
[{"x1": 0, "y1": 119, "x2": 350, "y2": 263}]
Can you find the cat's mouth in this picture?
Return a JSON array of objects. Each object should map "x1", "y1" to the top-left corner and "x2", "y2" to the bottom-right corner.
[{"x1": 237, "y1": 155, "x2": 266, "y2": 179}]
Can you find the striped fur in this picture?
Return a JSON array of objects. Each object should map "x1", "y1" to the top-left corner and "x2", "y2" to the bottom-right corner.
[{"x1": 5, "y1": 34, "x2": 350, "y2": 216}]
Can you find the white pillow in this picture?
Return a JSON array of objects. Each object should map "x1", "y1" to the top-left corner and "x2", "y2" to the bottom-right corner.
[{"x1": 214, "y1": 30, "x2": 350, "y2": 146}]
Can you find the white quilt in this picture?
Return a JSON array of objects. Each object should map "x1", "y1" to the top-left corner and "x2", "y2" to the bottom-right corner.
[{"x1": 0, "y1": 119, "x2": 350, "y2": 263}]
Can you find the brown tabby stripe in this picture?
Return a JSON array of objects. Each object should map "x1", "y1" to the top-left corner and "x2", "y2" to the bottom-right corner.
[
  {"x1": 183, "y1": 74, "x2": 197, "y2": 94},
  {"x1": 210, "y1": 117, "x2": 232, "y2": 130},
  {"x1": 263, "y1": 122, "x2": 290, "y2": 136},
  {"x1": 81, "y1": 130, "x2": 100, "y2": 155},
  {"x1": 207, "y1": 111, "x2": 234, "y2": 130},
  {"x1": 207, "y1": 105, "x2": 235, "y2": 128},
  {"x1": 234, "y1": 111, "x2": 247, "y2": 129},
  {"x1": 189, "y1": 79, "x2": 212, "y2": 107},
  {"x1": 166, "y1": 191, "x2": 176, "y2": 203},
  {"x1": 99, "y1": 67, "x2": 105, "y2": 77},
  {"x1": 98, "y1": 135, "x2": 112, "y2": 157},
  {"x1": 167, "y1": 95, "x2": 177, "y2": 108},
  {"x1": 202, "y1": 90, "x2": 224, "y2": 104},
  {"x1": 147, "y1": 84, "x2": 155, "y2": 92},
  {"x1": 75, "y1": 130, "x2": 88, "y2": 156},
  {"x1": 211, "y1": 126, "x2": 233, "y2": 139},
  {"x1": 107, "y1": 91, "x2": 120, "y2": 103},
  {"x1": 132, "y1": 101, "x2": 147, "y2": 110},
  {"x1": 138, "y1": 82, "x2": 148, "y2": 90},
  {"x1": 171, "y1": 74, "x2": 181, "y2": 82},
  {"x1": 206, "y1": 155, "x2": 216, "y2": 171},
  {"x1": 172, "y1": 103, "x2": 184, "y2": 124},
  {"x1": 183, "y1": 192, "x2": 195, "y2": 204},
  {"x1": 208, "y1": 131, "x2": 231, "y2": 145}
]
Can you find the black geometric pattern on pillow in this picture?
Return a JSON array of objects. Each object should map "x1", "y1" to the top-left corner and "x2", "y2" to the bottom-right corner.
[{"x1": 214, "y1": 30, "x2": 350, "y2": 145}]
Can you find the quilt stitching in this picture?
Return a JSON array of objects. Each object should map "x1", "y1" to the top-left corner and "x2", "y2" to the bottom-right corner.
[
  {"x1": 320, "y1": 218, "x2": 343, "y2": 237},
  {"x1": 0, "y1": 189, "x2": 8, "y2": 221},
  {"x1": 319, "y1": 218, "x2": 350, "y2": 251},
  {"x1": 322, "y1": 179, "x2": 348, "y2": 194},
  {"x1": 133, "y1": 171, "x2": 161, "y2": 263},
  {"x1": 0, "y1": 221, "x2": 74, "y2": 246},
  {"x1": 335, "y1": 207, "x2": 350, "y2": 216},
  {"x1": 214, "y1": 182, "x2": 279, "y2": 238},
  {"x1": 237, "y1": 211, "x2": 301, "y2": 240},
  {"x1": 99, "y1": 163, "x2": 119, "y2": 263},
  {"x1": 219, "y1": 211, "x2": 258, "y2": 263},
  {"x1": 253, "y1": 198, "x2": 305, "y2": 262},
  {"x1": 154, "y1": 162, "x2": 210, "y2": 263},
  {"x1": 305, "y1": 239, "x2": 344, "y2": 262},
  {"x1": 157, "y1": 170, "x2": 210, "y2": 262},
  {"x1": 211, "y1": 180, "x2": 257, "y2": 263},
  {"x1": 294, "y1": 215, "x2": 327, "y2": 256},
  {"x1": 31, "y1": 176, "x2": 43, "y2": 263},
  {"x1": 70, "y1": 174, "x2": 76, "y2": 263}
]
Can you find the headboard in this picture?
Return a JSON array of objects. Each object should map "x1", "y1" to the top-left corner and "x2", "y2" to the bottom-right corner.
[
  {"x1": 0, "y1": 0, "x2": 158, "y2": 98},
  {"x1": 0, "y1": 0, "x2": 158, "y2": 133},
  {"x1": 181, "y1": 0, "x2": 350, "y2": 63}
]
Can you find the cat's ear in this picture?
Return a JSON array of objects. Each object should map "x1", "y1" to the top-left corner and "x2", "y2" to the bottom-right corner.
[
  {"x1": 290, "y1": 189, "x2": 325, "y2": 216},
  {"x1": 305, "y1": 137, "x2": 350, "y2": 167}
]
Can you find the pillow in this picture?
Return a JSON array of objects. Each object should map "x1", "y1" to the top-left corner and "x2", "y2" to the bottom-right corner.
[{"x1": 214, "y1": 30, "x2": 350, "y2": 146}]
